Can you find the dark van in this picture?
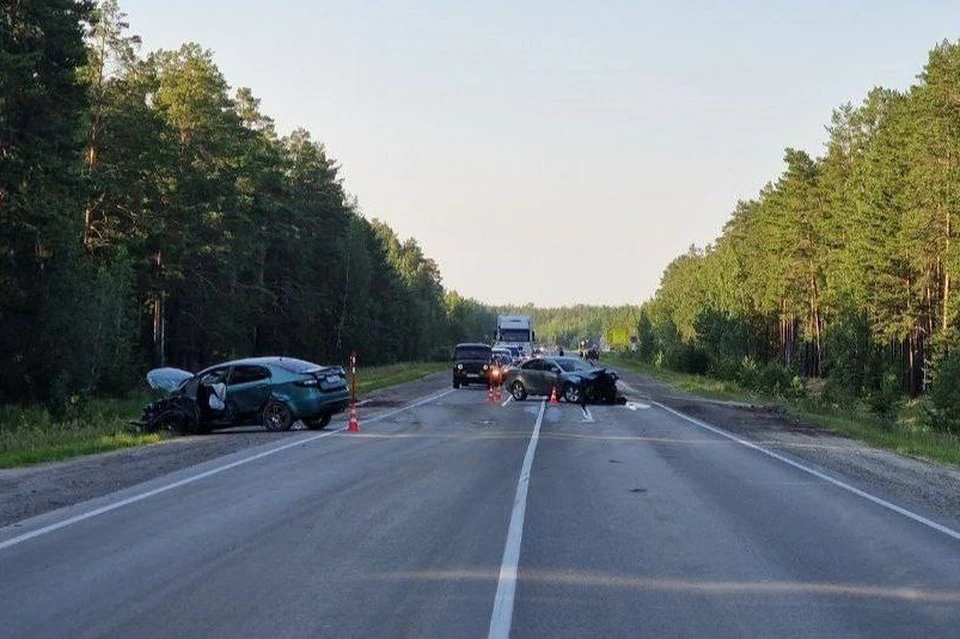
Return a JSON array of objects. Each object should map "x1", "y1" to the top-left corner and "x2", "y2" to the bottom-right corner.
[{"x1": 452, "y1": 343, "x2": 493, "y2": 389}]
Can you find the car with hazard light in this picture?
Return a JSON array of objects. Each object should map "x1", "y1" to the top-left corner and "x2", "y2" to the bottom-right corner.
[{"x1": 452, "y1": 342, "x2": 493, "y2": 388}]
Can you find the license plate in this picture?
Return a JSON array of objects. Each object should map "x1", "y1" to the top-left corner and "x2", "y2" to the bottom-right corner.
[{"x1": 468, "y1": 373, "x2": 480, "y2": 378}]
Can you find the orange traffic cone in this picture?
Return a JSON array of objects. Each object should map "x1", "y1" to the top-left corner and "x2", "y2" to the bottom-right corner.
[
  {"x1": 495, "y1": 384, "x2": 502, "y2": 402},
  {"x1": 488, "y1": 385, "x2": 495, "y2": 402},
  {"x1": 347, "y1": 402, "x2": 360, "y2": 432},
  {"x1": 549, "y1": 387, "x2": 560, "y2": 405}
]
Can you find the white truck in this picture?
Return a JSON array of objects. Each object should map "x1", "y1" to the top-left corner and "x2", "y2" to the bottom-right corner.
[{"x1": 494, "y1": 314, "x2": 535, "y2": 359}]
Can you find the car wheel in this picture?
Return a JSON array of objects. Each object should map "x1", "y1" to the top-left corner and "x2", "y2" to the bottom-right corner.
[
  {"x1": 262, "y1": 400, "x2": 293, "y2": 431},
  {"x1": 157, "y1": 409, "x2": 187, "y2": 434},
  {"x1": 510, "y1": 380, "x2": 527, "y2": 401},
  {"x1": 453, "y1": 379, "x2": 461, "y2": 389},
  {"x1": 306, "y1": 413, "x2": 332, "y2": 430},
  {"x1": 563, "y1": 384, "x2": 582, "y2": 403}
]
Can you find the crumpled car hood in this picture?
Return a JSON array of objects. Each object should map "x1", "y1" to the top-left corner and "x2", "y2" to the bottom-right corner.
[{"x1": 146, "y1": 367, "x2": 193, "y2": 392}]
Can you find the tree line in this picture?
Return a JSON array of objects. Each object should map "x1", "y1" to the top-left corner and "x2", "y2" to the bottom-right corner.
[
  {"x1": 484, "y1": 304, "x2": 641, "y2": 350},
  {"x1": 0, "y1": 0, "x2": 490, "y2": 407},
  {"x1": 639, "y1": 40, "x2": 960, "y2": 427}
]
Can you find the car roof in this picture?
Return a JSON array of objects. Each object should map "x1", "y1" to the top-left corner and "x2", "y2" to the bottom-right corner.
[
  {"x1": 198, "y1": 356, "x2": 321, "y2": 373},
  {"x1": 454, "y1": 343, "x2": 491, "y2": 349}
]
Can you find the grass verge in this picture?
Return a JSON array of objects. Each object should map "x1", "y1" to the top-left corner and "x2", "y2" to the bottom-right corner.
[
  {"x1": 0, "y1": 394, "x2": 165, "y2": 469},
  {"x1": 355, "y1": 361, "x2": 448, "y2": 394},
  {"x1": 608, "y1": 354, "x2": 960, "y2": 466},
  {"x1": 607, "y1": 356, "x2": 758, "y2": 403},
  {"x1": 0, "y1": 361, "x2": 449, "y2": 469}
]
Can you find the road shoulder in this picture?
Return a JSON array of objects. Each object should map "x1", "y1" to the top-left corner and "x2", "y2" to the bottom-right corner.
[
  {"x1": 616, "y1": 369, "x2": 960, "y2": 533},
  {"x1": 0, "y1": 372, "x2": 448, "y2": 528}
]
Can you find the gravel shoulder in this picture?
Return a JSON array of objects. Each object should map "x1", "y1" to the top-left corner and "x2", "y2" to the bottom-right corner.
[
  {"x1": 0, "y1": 372, "x2": 449, "y2": 528},
  {"x1": 617, "y1": 369, "x2": 960, "y2": 533}
]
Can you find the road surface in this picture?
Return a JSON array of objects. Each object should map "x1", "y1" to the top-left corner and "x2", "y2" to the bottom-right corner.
[{"x1": 2, "y1": 380, "x2": 960, "y2": 638}]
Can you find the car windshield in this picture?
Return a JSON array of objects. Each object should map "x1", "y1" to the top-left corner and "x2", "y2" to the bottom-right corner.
[
  {"x1": 454, "y1": 346, "x2": 491, "y2": 360},
  {"x1": 556, "y1": 357, "x2": 594, "y2": 372},
  {"x1": 498, "y1": 329, "x2": 530, "y2": 342}
]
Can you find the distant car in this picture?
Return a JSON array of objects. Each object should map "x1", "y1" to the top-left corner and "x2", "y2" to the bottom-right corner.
[
  {"x1": 492, "y1": 347, "x2": 515, "y2": 366},
  {"x1": 488, "y1": 351, "x2": 514, "y2": 386},
  {"x1": 452, "y1": 343, "x2": 493, "y2": 388},
  {"x1": 502, "y1": 356, "x2": 623, "y2": 404},
  {"x1": 133, "y1": 356, "x2": 351, "y2": 434}
]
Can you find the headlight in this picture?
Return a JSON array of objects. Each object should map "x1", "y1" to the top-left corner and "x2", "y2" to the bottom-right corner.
[
  {"x1": 483, "y1": 364, "x2": 489, "y2": 371},
  {"x1": 457, "y1": 364, "x2": 463, "y2": 370}
]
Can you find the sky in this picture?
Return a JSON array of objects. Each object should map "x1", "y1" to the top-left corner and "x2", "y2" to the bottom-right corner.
[{"x1": 121, "y1": 0, "x2": 960, "y2": 307}]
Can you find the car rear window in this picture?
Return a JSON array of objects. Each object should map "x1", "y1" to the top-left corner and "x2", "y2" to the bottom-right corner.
[
  {"x1": 274, "y1": 358, "x2": 322, "y2": 374},
  {"x1": 454, "y1": 346, "x2": 491, "y2": 360}
]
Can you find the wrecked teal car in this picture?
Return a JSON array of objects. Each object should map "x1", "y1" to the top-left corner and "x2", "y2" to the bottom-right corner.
[{"x1": 133, "y1": 356, "x2": 351, "y2": 434}]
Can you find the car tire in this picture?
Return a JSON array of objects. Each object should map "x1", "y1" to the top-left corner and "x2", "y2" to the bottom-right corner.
[
  {"x1": 262, "y1": 400, "x2": 293, "y2": 432},
  {"x1": 510, "y1": 380, "x2": 527, "y2": 401},
  {"x1": 157, "y1": 409, "x2": 188, "y2": 434},
  {"x1": 306, "y1": 413, "x2": 332, "y2": 430},
  {"x1": 563, "y1": 383, "x2": 582, "y2": 404},
  {"x1": 453, "y1": 379, "x2": 461, "y2": 389}
]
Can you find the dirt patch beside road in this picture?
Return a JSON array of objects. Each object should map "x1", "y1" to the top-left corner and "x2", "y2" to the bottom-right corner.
[
  {"x1": 617, "y1": 369, "x2": 960, "y2": 532},
  {"x1": 0, "y1": 372, "x2": 448, "y2": 528}
]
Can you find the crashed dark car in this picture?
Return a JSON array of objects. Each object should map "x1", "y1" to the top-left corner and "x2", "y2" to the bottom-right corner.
[
  {"x1": 132, "y1": 356, "x2": 351, "y2": 434},
  {"x1": 502, "y1": 356, "x2": 626, "y2": 404}
]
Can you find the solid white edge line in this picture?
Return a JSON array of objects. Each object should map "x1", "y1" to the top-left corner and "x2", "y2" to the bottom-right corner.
[
  {"x1": 488, "y1": 399, "x2": 546, "y2": 639},
  {"x1": 581, "y1": 406, "x2": 594, "y2": 422},
  {"x1": 501, "y1": 395, "x2": 514, "y2": 407},
  {"x1": 0, "y1": 388, "x2": 455, "y2": 553},
  {"x1": 653, "y1": 401, "x2": 960, "y2": 543}
]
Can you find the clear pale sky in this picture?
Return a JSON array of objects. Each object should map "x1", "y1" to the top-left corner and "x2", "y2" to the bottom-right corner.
[{"x1": 121, "y1": 0, "x2": 960, "y2": 307}]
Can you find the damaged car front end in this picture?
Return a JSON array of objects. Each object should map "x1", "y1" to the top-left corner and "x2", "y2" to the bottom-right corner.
[{"x1": 565, "y1": 366, "x2": 626, "y2": 405}]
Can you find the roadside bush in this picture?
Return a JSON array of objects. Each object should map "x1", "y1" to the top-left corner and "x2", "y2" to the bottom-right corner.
[
  {"x1": 737, "y1": 356, "x2": 760, "y2": 391},
  {"x1": 665, "y1": 343, "x2": 709, "y2": 375},
  {"x1": 866, "y1": 364, "x2": 904, "y2": 418},
  {"x1": 757, "y1": 362, "x2": 794, "y2": 397},
  {"x1": 925, "y1": 348, "x2": 960, "y2": 434},
  {"x1": 819, "y1": 376, "x2": 858, "y2": 408},
  {"x1": 822, "y1": 313, "x2": 873, "y2": 398},
  {"x1": 738, "y1": 360, "x2": 805, "y2": 399},
  {"x1": 708, "y1": 356, "x2": 742, "y2": 382},
  {"x1": 428, "y1": 346, "x2": 452, "y2": 363}
]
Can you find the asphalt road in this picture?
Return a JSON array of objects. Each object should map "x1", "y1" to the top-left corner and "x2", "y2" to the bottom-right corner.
[{"x1": 2, "y1": 381, "x2": 960, "y2": 638}]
